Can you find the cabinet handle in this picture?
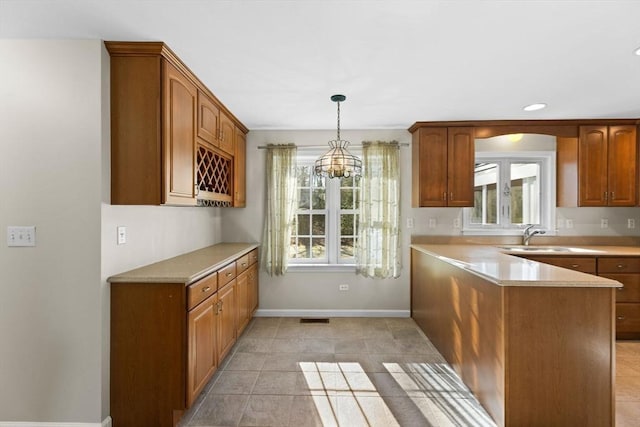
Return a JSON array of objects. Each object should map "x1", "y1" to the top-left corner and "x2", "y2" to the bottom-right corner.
[
  {"x1": 611, "y1": 191, "x2": 615, "y2": 200},
  {"x1": 617, "y1": 315, "x2": 626, "y2": 321},
  {"x1": 226, "y1": 272, "x2": 233, "y2": 277},
  {"x1": 570, "y1": 264, "x2": 579, "y2": 268},
  {"x1": 604, "y1": 191, "x2": 608, "y2": 201},
  {"x1": 219, "y1": 301, "x2": 223, "y2": 312},
  {"x1": 214, "y1": 303, "x2": 219, "y2": 314},
  {"x1": 241, "y1": 262, "x2": 247, "y2": 267},
  {"x1": 194, "y1": 183, "x2": 199, "y2": 196},
  {"x1": 617, "y1": 264, "x2": 625, "y2": 269},
  {"x1": 617, "y1": 285, "x2": 624, "y2": 291},
  {"x1": 442, "y1": 192, "x2": 446, "y2": 201},
  {"x1": 202, "y1": 286, "x2": 211, "y2": 293},
  {"x1": 450, "y1": 192, "x2": 453, "y2": 201}
]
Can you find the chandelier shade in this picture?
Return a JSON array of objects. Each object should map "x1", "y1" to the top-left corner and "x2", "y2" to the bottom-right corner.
[{"x1": 314, "y1": 95, "x2": 362, "y2": 179}]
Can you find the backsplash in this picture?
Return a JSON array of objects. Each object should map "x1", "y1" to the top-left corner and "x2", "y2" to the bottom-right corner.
[{"x1": 408, "y1": 206, "x2": 640, "y2": 237}]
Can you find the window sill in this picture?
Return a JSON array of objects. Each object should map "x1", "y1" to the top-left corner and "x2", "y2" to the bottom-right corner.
[{"x1": 287, "y1": 264, "x2": 356, "y2": 273}]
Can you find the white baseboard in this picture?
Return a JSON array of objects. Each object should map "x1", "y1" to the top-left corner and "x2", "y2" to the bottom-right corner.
[
  {"x1": 0, "y1": 417, "x2": 111, "y2": 427},
  {"x1": 254, "y1": 309, "x2": 410, "y2": 318}
]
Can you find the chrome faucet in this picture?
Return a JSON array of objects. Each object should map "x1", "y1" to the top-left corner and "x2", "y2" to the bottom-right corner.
[{"x1": 523, "y1": 224, "x2": 546, "y2": 246}]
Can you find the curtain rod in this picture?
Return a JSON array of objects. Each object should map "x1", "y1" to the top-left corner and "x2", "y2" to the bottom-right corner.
[{"x1": 257, "y1": 143, "x2": 409, "y2": 149}]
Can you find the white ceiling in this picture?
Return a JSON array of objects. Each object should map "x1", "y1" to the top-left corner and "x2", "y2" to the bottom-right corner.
[{"x1": 2, "y1": 0, "x2": 640, "y2": 130}]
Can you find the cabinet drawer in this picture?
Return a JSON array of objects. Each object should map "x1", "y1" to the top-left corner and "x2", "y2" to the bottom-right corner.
[
  {"x1": 188, "y1": 273, "x2": 217, "y2": 310},
  {"x1": 598, "y1": 257, "x2": 640, "y2": 274},
  {"x1": 599, "y1": 273, "x2": 640, "y2": 302},
  {"x1": 236, "y1": 254, "x2": 250, "y2": 274},
  {"x1": 248, "y1": 249, "x2": 259, "y2": 266},
  {"x1": 218, "y1": 262, "x2": 236, "y2": 287},
  {"x1": 616, "y1": 303, "x2": 640, "y2": 333},
  {"x1": 525, "y1": 256, "x2": 597, "y2": 274}
]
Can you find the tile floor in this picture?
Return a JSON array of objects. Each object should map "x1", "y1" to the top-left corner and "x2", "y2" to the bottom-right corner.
[
  {"x1": 616, "y1": 340, "x2": 640, "y2": 427},
  {"x1": 180, "y1": 317, "x2": 640, "y2": 427}
]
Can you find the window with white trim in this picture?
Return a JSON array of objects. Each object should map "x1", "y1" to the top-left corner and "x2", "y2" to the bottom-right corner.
[
  {"x1": 289, "y1": 153, "x2": 360, "y2": 266},
  {"x1": 463, "y1": 151, "x2": 555, "y2": 233}
]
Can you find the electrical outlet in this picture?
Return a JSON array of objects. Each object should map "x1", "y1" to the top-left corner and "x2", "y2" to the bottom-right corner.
[
  {"x1": 601, "y1": 219, "x2": 608, "y2": 229},
  {"x1": 428, "y1": 218, "x2": 436, "y2": 229},
  {"x1": 566, "y1": 219, "x2": 574, "y2": 229},
  {"x1": 406, "y1": 218, "x2": 414, "y2": 229},
  {"x1": 339, "y1": 284, "x2": 349, "y2": 291},
  {"x1": 628, "y1": 219, "x2": 636, "y2": 229},
  {"x1": 117, "y1": 226, "x2": 127, "y2": 245}
]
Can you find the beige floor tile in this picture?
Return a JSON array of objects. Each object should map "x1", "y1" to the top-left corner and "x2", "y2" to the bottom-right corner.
[
  {"x1": 262, "y1": 352, "x2": 335, "y2": 372},
  {"x1": 238, "y1": 394, "x2": 294, "y2": 426},
  {"x1": 186, "y1": 394, "x2": 249, "y2": 426},
  {"x1": 616, "y1": 375, "x2": 640, "y2": 401},
  {"x1": 288, "y1": 395, "x2": 331, "y2": 427},
  {"x1": 209, "y1": 370, "x2": 259, "y2": 395},
  {"x1": 234, "y1": 337, "x2": 274, "y2": 353},
  {"x1": 616, "y1": 401, "x2": 640, "y2": 427},
  {"x1": 224, "y1": 352, "x2": 266, "y2": 371}
]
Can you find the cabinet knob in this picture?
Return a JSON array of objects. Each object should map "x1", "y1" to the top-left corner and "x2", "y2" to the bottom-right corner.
[
  {"x1": 617, "y1": 315, "x2": 626, "y2": 321},
  {"x1": 617, "y1": 264, "x2": 625, "y2": 269},
  {"x1": 241, "y1": 262, "x2": 247, "y2": 267}
]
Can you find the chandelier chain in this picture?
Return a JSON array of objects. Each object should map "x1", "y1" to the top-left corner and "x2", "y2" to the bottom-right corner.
[{"x1": 336, "y1": 101, "x2": 341, "y2": 141}]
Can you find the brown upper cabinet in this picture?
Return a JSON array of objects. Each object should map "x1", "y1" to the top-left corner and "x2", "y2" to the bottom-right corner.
[
  {"x1": 411, "y1": 127, "x2": 475, "y2": 207},
  {"x1": 410, "y1": 120, "x2": 640, "y2": 209},
  {"x1": 106, "y1": 41, "x2": 248, "y2": 206},
  {"x1": 578, "y1": 125, "x2": 637, "y2": 206}
]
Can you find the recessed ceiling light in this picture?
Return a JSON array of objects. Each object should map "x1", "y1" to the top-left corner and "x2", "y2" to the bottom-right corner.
[
  {"x1": 523, "y1": 103, "x2": 547, "y2": 112},
  {"x1": 634, "y1": 47, "x2": 640, "y2": 56}
]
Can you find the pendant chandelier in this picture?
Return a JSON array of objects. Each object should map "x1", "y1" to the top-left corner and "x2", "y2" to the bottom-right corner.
[{"x1": 314, "y1": 94, "x2": 362, "y2": 179}]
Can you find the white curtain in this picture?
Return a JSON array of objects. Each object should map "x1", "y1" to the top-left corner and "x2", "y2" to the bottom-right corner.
[
  {"x1": 261, "y1": 144, "x2": 298, "y2": 276},
  {"x1": 356, "y1": 141, "x2": 401, "y2": 278}
]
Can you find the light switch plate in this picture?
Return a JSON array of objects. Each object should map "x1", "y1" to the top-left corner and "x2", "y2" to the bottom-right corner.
[
  {"x1": 117, "y1": 226, "x2": 127, "y2": 245},
  {"x1": 7, "y1": 226, "x2": 36, "y2": 247}
]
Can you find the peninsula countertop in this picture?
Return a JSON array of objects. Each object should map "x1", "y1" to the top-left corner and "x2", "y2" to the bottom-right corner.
[
  {"x1": 108, "y1": 242, "x2": 259, "y2": 285},
  {"x1": 411, "y1": 243, "x2": 630, "y2": 287}
]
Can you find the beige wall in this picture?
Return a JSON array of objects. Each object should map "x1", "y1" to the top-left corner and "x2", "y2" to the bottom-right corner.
[
  {"x1": 0, "y1": 40, "x2": 223, "y2": 424},
  {"x1": 221, "y1": 129, "x2": 414, "y2": 316}
]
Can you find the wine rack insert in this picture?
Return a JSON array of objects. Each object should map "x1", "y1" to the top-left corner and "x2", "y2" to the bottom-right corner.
[{"x1": 197, "y1": 144, "x2": 233, "y2": 206}]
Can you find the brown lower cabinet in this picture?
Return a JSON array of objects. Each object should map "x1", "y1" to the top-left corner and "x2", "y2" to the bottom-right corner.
[
  {"x1": 111, "y1": 248, "x2": 259, "y2": 427},
  {"x1": 522, "y1": 254, "x2": 640, "y2": 339}
]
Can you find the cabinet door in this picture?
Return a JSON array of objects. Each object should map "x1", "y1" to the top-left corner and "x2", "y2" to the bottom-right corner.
[
  {"x1": 413, "y1": 128, "x2": 448, "y2": 207},
  {"x1": 162, "y1": 60, "x2": 197, "y2": 205},
  {"x1": 447, "y1": 127, "x2": 475, "y2": 207},
  {"x1": 234, "y1": 128, "x2": 247, "y2": 207},
  {"x1": 219, "y1": 110, "x2": 235, "y2": 155},
  {"x1": 578, "y1": 126, "x2": 608, "y2": 206},
  {"x1": 236, "y1": 271, "x2": 249, "y2": 335},
  {"x1": 197, "y1": 91, "x2": 220, "y2": 148},
  {"x1": 248, "y1": 263, "x2": 259, "y2": 315},
  {"x1": 217, "y1": 281, "x2": 237, "y2": 362},
  {"x1": 187, "y1": 295, "x2": 217, "y2": 407},
  {"x1": 608, "y1": 125, "x2": 637, "y2": 206}
]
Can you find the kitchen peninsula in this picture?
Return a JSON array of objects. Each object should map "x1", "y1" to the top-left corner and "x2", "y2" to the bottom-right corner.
[{"x1": 411, "y1": 243, "x2": 621, "y2": 427}]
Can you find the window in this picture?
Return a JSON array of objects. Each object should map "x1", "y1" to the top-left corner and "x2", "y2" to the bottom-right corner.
[
  {"x1": 463, "y1": 151, "x2": 555, "y2": 233},
  {"x1": 289, "y1": 153, "x2": 360, "y2": 266}
]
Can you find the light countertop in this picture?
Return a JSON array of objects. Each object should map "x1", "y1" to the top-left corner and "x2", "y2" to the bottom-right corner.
[
  {"x1": 411, "y1": 244, "x2": 630, "y2": 287},
  {"x1": 108, "y1": 242, "x2": 259, "y2": 285}
]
